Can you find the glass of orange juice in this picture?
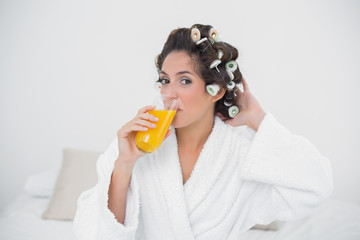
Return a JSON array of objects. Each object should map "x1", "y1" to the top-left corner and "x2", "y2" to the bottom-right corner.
[{"x1": 135, "y1": 94, "x2": 178, "y2": 153}]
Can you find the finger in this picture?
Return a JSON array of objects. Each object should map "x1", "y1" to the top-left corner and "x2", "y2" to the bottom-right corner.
[
  {"x1": 164, "y1": 129, "x2": 172, "y2": 140},
  {"x1": 241, "y1": 77, "x2": 250, "y2": 92},
  {"x1": 216, "y1": 113, "x2": 227, "y2": 121},
  {"x1": 130, "y1": 125, "x2": 149, "y2": 132},
  {"x1": 234, "y1": 86, "x2": 242, "y2": 97},
  {"x1": 139, "y1": 112, "x2": 159, "y2": 122},
  {"x1": 134, "y1": 119, "x2": 157, "y2": 129},
  {"x1": 137, "y1": 105, "x2": 156, "y2": 115},
  {"x1": 129, "y1": 125, "x2": 148, "y2": 132},
  {"x1": 121, "y1": 125, "x2": 148, "y2": 136},
  {"x1": 225, "y1": 118, "x2": 233, "y2": 125}
]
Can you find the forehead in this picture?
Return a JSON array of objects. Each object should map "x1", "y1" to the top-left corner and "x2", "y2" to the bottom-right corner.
[{"x1": 161, "y1": 51, "x2": 196, "y2": 73}]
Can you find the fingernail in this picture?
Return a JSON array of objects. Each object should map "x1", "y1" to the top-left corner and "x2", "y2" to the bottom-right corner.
[
  {"x1": 154, "y1": 117, "x2": 159, "y2": 122},
  {"x1": 151, "y1": 123, "x2": 157, "y2": 128}
]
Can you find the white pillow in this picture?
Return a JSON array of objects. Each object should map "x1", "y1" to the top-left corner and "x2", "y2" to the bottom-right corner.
[{"x1": 24, "y1": 169, "x2": 58, "y2": 197}]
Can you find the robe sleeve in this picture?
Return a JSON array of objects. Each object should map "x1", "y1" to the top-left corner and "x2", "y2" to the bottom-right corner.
[
  {"x1": 239, "y1": 112, "x2": 333, "y2": 224},
  {"x1": 73, "y1": 138, "x2": 140, "y2": 240}
]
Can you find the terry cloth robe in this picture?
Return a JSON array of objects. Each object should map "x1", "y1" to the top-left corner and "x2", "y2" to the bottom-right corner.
[{"x1": 73, "y1": 112, "x2": 333, "y2": 240}]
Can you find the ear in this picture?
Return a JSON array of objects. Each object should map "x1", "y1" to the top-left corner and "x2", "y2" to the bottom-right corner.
[{"x1": 211, "y1": 87, "x2": 226, "y2": 102}]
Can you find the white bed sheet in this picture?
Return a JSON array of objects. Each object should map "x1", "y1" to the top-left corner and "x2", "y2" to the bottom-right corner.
[
  {"x1": 0, "y1": 193, "x2": 75, "y2": 240},
  {"x1": 240, "y1": 198, "x2": 360, "y2": 240},
  {"x1": 0, "y1": 193, "x2": 360, "y2": 240}
]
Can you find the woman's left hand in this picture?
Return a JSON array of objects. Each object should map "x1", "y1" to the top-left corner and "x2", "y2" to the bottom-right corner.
[{"x1": 217, "y1": 77, "x2": 265, "y2": 131}]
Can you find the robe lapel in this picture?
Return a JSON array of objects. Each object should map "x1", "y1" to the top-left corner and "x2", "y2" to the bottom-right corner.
[
  {"x1": 153, "y1": 133, "x2": 195, "y2": 240},
  {"x1": 183, "y1": 117, "x2": 233, "y2": 214}
]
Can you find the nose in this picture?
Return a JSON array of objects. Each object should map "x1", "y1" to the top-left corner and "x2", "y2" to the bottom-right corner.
[{"x1": 161, "y1": 82, "x2": 178, "y2": 100}]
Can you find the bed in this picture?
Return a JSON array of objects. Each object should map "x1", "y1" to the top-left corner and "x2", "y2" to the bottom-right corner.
[{"x1": 1, "y1": 148, "x2": 360, "y2": 240}]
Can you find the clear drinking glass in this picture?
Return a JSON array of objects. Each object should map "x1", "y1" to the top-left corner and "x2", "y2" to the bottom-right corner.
[{"x1": 135, "y1": 94, "x2": 178, "y2": 153}]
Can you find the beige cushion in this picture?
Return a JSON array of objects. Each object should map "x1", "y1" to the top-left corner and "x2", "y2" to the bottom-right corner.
[
  {"x1": 42, "y1": 148, "x2": 101, "y2": 220},
  {"x1": 251, "y1": 221, "x2": 278, "y2": 230}
]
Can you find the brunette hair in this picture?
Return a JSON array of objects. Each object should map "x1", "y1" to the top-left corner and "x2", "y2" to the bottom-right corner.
[{"x1": 155, "y1": 24, "x2": 242, "y2": 119}]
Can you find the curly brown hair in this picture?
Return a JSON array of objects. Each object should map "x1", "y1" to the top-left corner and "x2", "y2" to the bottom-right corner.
[{"x1": 155, "y1": 24, "x2": 242, "y2": 119}]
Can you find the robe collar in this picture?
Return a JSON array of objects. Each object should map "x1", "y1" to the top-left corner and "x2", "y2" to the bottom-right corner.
[{"x1": 152, "y1": 116, "x2": 230, "y2": 238}]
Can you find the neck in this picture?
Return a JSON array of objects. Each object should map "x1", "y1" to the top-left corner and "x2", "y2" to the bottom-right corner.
[{"x1": 175, "y1": 111, "x2": 215, "y2": 151}]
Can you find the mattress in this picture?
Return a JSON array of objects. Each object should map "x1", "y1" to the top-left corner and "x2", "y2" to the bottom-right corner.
[{"x1": 0, "y1": 192, "x2": 359, "y2": 240}]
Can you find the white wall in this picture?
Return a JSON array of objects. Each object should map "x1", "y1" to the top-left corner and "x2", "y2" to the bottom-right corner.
[{"x1": 1, "y1": 0, "x2": 359, "y2": 210}]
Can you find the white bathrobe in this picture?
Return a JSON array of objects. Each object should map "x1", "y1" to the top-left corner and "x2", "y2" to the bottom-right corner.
[{"x1": 73, "y1": 112, "x2": 333, "y2": 240}]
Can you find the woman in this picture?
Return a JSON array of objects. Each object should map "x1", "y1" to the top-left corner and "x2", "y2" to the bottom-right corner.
[{"x1": 73, "y1": 24, "x2": 333, "y2": 240}]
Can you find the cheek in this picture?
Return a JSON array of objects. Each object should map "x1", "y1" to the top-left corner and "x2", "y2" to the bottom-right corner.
[{"x1": 182, "y1": 88, "x2": 210, "y2": 112}]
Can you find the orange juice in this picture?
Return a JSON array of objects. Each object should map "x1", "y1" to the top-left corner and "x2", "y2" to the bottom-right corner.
[{"x1": 135, "y1": 109, "x2": 176, "y2": 153}]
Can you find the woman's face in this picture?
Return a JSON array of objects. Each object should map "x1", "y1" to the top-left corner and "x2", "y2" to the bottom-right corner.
[{"x1": 159, "y1": 50, "x2": 214, "y2": 129}]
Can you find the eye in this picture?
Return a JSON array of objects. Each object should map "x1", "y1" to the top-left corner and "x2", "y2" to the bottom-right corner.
[
  {"x1": 159, "y1": 78, "x2": 169, "y2": 85},
  {"x1": 180, "y1": 78, "x2": 192, "y2": 85}
]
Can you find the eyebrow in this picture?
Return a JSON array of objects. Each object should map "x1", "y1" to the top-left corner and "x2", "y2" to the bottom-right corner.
[{"x1": 160, "y1": 70, "x2": 195, "y2": 76}]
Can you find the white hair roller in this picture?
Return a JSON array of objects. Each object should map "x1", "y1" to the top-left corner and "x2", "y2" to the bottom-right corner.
[
  {"x1": 218, "y1": 50, "x2": 224, "y2": 59},
  {"x1": 210, "y1": 59, "x2": 221, "y2": 69},
  {"x1": 191, "y1": 27, "x2": 201, "y2": 42},
  {"x1": 227, "y1": 81, "x2": 235, "y2": 90},
  {"x1": 206, "y1": 84, "x2": 220, "y2": 96},
  {"x1": 209, "y1": 28, "x2": 220, "y2": 42},
  {"x1": 227, "y1": 70, "x2": 234, "y2": 81},
  {"x1": 228, "y1": 106, "x2": 239, "y2": 118},
  {"x1": 226, "y1": 60, "x2": 237, "y2": 72},
  {"x1": 196, "y1": 37, "x2": 208, "y2": 45},
  {"x1": 224, "y1": 100, "x2": 232, "y2": 107}
]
